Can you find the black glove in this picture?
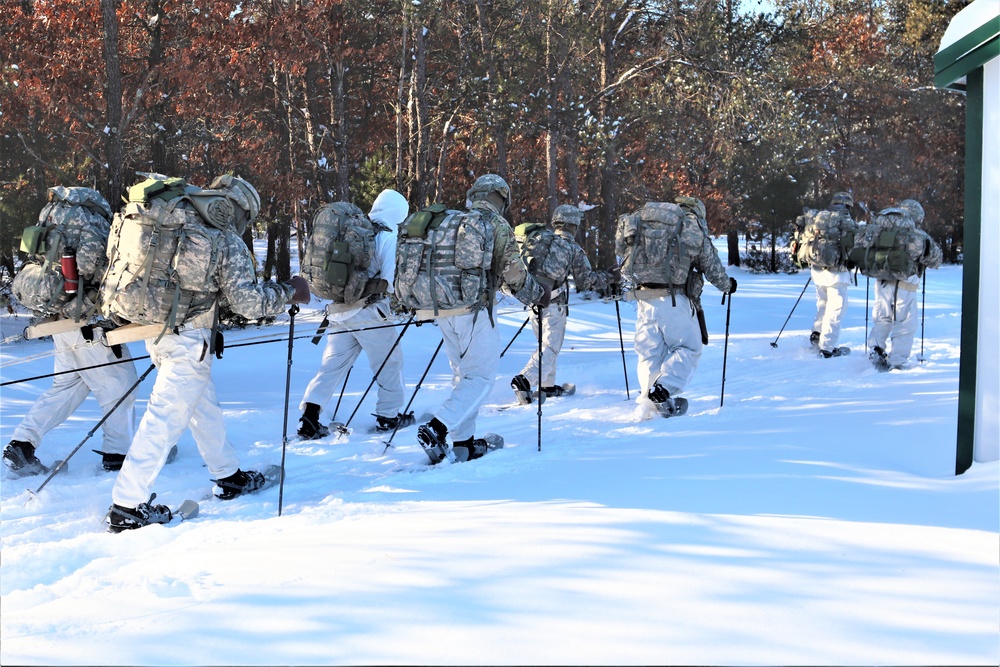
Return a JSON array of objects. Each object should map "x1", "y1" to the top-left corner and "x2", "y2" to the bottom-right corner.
[
  {"x1": 536, "y1": 282, "x2": 552, "y2": 309},
  {"x1": 288, "y1": 275, "x2": 311, "y2": 304},
  {"x1": 728, "y1": 277, "x2": 737, "y2": 294}
]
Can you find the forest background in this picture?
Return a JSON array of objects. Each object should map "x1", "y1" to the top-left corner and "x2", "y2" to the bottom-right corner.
[{"x1": 0, "y1": 0, "x2": 968, "y2": 292}]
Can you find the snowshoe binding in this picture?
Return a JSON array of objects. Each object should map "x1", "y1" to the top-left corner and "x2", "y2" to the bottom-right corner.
[
  {"x1": 106, "y1": 494, "x2": 173, "y2": 533},
  {"x1": 648, "y1": 382, "x2": 689, "y2": 418},
  {"x1": 212, "y1": 468, "x2": 269, "y2": 500},
  {"x1": 374, "y1": 411, "x2": 416, "y2": 433},
  {"x1": 452, "y1": 433, "x2": 504, "y2": 463},
  {"x1": 511, "y1": 374, "x2": 534, "y2": 405},
  {"x1": 820, "y1": 346, "x2": 851, "y2": 358},
  {"x1": 417, "y1": 418, "x2": 450, "y2": 465},
  {"x1": 297, "y1": 403, "x2": 330, "y2": 440},
  {"x1": 869, "y1": 346, "x2": 890, "y2": 372},
  {"x1": 539, "y1": 383, "x2": 576, "y2": 399}
]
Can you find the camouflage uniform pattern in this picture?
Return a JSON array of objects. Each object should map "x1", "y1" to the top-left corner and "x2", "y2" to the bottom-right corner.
[
  {"x1": 793, "y1": 209, "x2": 858, "y2": 271},
  {"x1": 102, "y1": 196, "x2": 292, "y2": 329},
  {"x1": 477, "y1": 201, "x2": 545, "y2": 307},
  {"x1": 851, "y1": 209, "x2": 939, "y2": 281},
  {"x1": 11, "y1": 186, "x2": 112, "y2": 320},
  {"x1": 547, "y1": 228, "x2": 612, "y2": 304},
  {"x1": 301, "y1": 202, "x2": 378, "y2": 303}
]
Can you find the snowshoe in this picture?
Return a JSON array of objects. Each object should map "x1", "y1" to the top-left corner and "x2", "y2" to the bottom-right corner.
[
  {"x1": 106, "y1": 494, "x2": 173, "y2": 533},
  {"x1": 211, "y1": 468, "x2": 268, "y2": 500},
  {"x1": 648, "y1": 382, "x2": 689, "y2": 418},
  {"x1": 809, "y1": 331, "x2": 820, "y2": 349},
  {"x1": 539, "y1": 383, "x2": 576, "y2": 398},
  {"x1": 820, "y1": 346, "x2": 851, "y2": 358},
  {"x1": 417, "y1": 419, "x2": 450, "y2": 465},
  {"x1": 93, "y1": 450, "x2": 126, "y2": 472},
  {"x1": 2, "y1": 440, "x2": 49, "y2": 478},
  {"x1": 373, "y1": 411, "x2": 416, "y2": 433},
  {"x1": 452, "y1": 433, "x2": 504, "y2": 463}
]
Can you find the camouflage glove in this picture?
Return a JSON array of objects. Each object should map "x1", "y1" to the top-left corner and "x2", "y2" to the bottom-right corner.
[
  {"x1": 288, "y1": 275, "x2": 311, "y2": 304},
  {"x1": 727, "y1": 277, "x2": 738, "y2": 294},
  {"x1": 390, "y1": 293, "x2": 414, "y2": 317}
]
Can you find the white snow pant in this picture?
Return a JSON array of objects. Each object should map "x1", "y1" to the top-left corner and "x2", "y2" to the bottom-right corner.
[
  {"x1": 12, "y1": 328, "x2": 137, "y2": 455},
  {"x1": 811, "y1": 268, "x2": 850, "y2": 351},
  {"x1": 434, "y1": 311, "x2": 500, "y2": 442},
  {"x1": 517, "y1": 304, "x2": 568, "y2": 389},
  {"x1": 112, "y1": 328, "x2": 240, "y2": 509},
  {"x1": 868, "y1": 278, "x2": 920, "y2": 367},
  {"x1": 300, "y1": 302, "x2": 405, "y2": 418},
  {"x1": 634, "y1": 294, "x2": 703, "y2": 402}
]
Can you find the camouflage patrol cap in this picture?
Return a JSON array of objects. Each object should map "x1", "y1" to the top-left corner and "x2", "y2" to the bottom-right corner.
[
  {"x1": 210, "y1": 174, "x2": 261, "y2": 223},
  {"x1": 551, "y1": 204, "x2": 583, "y2": 227},
  {"x1": 899, "y1": 199, "x2": 925, "y2": 225},
  {"x1": 675, "y1": 195, "x2": 707, "y2": 220},
  {"x1": 466, "y1": 174, "x2": 511, "y2": 210},
  {"x1": 830, "y1": 192, "x2": 853, "y2": 208}
]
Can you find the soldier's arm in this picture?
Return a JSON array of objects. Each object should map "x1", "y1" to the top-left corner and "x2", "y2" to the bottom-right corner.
[
  {"x1": 496, "y1": 220, "x2": 545, "y2": 306},
  {"x1": 698, "y1": 237, "x2": 732, "y2": 293},
  {"x1": 569, "y1": 243, "x2": 610, "y2": 294},
  {"x1": 217, "y1": 231, "x2": 294, "y2": 319}
]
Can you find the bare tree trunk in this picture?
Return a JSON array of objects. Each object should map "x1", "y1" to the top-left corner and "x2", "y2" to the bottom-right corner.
[
  {"x1": 475, "y1": 0, "x2": 508, "y2": 178},
  {"x1": 333, "y1": 60, "x2": 350, "y2": 200},
  {"x1": 410, "y1": 19, "x2": 430, "y2": 207},
  {"x1": 101, "y1": 0, "x2": 124, "y2": 208},
  {"x1": 727, "y1": 229, "x2": 741, "y2": 267},
  {"x1": 544, "y1": 0, "x2": 559, "y2": 216},
  {"x1": 395, "y1": 15, "x2": 408, "y2": 193},
  {"x1": 596, "y1": 6, "x2": 619, "y2": 271}
]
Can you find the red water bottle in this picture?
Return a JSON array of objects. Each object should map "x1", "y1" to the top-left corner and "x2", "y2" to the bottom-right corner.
[{"x1": 61, "y1": 249, "x2": 79, "y2": 294}]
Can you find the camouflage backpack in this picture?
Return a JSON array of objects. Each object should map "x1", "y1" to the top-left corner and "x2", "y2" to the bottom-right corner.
[
  {"x1": 615, "y1": 202, "x2": 704, "y2": 288},
  {"x1": 100, "y1": 176, "x2": 233, "y2": 335},
  {"x1": 11, "y1": 186, "x2": 113, "y2": 321},
  {"x1": 394, "y1": 203, "x2": 495, "y2": 315},
  {"x1": 793, "y1": 209, "x2": 855, "y2": 270},
  {"x1": 513, "y1": 222, "x2": 574, "y2": 288},
  {"x1": 301, "y1": 202, "x2": 386, "y2": 304},
  {"x1": 848, "y1": 208, "x2": 927, "y2": 281}
]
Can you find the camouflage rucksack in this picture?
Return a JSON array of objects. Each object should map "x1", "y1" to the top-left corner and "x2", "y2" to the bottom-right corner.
[
  {"x1": 100, "y1": 176, "x2": 232, "y2": 335},
  {"x1": 615, "y1": 202, "x2": 704, "y2": 288},
  {"x1": 11, "y1": 186, "x2": 113, "y2": 321},
  {"x1": 793, "y1": 209, "x2": 855, "y2": 270},
  {"x1": 301, "y1": 202, "x2": 386, "y2": 304},
  {"x1": 849, "y1": 208, "x2": 926, "y2": 281},
  {"x1": 394, "y1": 203, "x2": 495, "y2": 315},
  {"x1": 513, "y1": 222, "x2": 574, "y2": 288}
]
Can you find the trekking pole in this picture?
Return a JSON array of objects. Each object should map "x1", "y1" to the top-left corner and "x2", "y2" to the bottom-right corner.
[
  {"x1": 720, "y1": 292, "x2": 733, "y2": 408},
  {"x1": 614, "y1": 299, "x2": 631, "y2": 400},
  {"x1": 770, "y1": 276, "x2": 811, "y2": 348},
  {"x1": 335, "y1": 315, "x2": 414, "y2": 434},
  {"x1": 536, "y1": 306, "x2": 544, "y2": 452},
  {"x1": 382, "y1": 338, "x2": 443, "y2": 454},
  {"x1": 920, "y1": 271, "x2": 927, "y2": 363},
  {"x1": 331, "y1": 369, "x2": 351, "y2": 422},
  {"x1": 865, "y1": 276, "x2": 870, "y2": 346},
  {"x1": 278, "y1": 303, "x2": 298, "y2": 517},
  {"x1": 499, "y1": 315, "x2": 531, "y2": 359},
  {"x1": 33, "y1": 363, "x2": 156, "y2": 495}
]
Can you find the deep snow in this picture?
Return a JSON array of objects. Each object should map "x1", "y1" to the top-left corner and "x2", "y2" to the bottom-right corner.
[{"x1": 1, "y1": 242, "x2": 997, "y2": 666}]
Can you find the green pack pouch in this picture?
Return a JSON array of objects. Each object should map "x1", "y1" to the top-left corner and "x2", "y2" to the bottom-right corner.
[
  {"x1": 324, "y1": 241, "x2": 353, "y2": 286},
  {"x1": 403, "y1": 203, "x2": 448, "y2": 238},
  {"x1": 514, "y1": 222, "x2": 546, "y2": 239},
  {"x1": 128, "y1": 177, "x2": 188, "y2": 203},
  {"x1": 20, "y1": 225, "x2": 48, "y2": 255}
]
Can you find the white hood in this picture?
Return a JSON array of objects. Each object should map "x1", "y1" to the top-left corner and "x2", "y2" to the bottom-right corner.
[{"x1": 369, "y1": 189, "x2": 409, "y2": 229}]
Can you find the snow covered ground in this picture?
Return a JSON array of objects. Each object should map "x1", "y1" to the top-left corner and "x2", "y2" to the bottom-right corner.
[{"x1": 1, "y1": 243, "x2": 997, "y2": 666}]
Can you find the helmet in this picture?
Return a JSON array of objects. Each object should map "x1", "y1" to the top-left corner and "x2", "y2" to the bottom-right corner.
[
  {"x1": 830, "y1": 191, "x2": 854, "y2": 208},
  {"x1": 551, "y1": 204, "x2": 583, "y2": 227},
  {"x1": 210, "y1": 174, "x2": 261, "y2": 224},
  {"x1": 899, "y1": 199, "x2": 925, "y2": 225},
  {"x1": 675, "y1": 195, "x2": 706, "y2": 220},
  {"x1": 466, "y1": 174, "x2": 511, "y2": 215}
]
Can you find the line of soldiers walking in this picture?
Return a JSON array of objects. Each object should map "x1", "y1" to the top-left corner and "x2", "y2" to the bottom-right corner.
[{"x1": 2, "y1": 172, "x2": 940, "y2": 532}]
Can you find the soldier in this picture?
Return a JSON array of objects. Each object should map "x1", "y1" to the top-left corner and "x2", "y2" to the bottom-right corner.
[
  {"x1": 403, "y1": 174, "x2": 549, "y2": 462},
  {"x1": 297, "y1": 189, "x2": 413, "y2": 438},
  {"x1": 867, "y1": 199, "x2": 943, "y2": 371},
  {"x1": 103, "y1": 174, "x2": 310, "y2": 532},
  {"x1": 616, "y1": 196, "x2": 735, "y2": 418},
  {"x1": 511, "y1": 204, "x2": 618, "y2": 401}
]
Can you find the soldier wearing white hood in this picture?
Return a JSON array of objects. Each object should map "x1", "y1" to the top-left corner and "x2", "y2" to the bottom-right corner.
[{"x1": 297, "y1": 189, "x2": 413, "y2": 438}]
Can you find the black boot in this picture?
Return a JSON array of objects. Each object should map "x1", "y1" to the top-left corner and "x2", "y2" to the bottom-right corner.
[
  {"x1": 93, "y1": 450, "x2": 127, "y2": 471},
  {"x1": 298, "y1": 402, "x2": 330, "y2": 439},
  {"x1": 2, "y1": 440, "x2": 47, "y2": 477},
  {"x1": 107, "y1": 494, "x2": 172, "y2": 533},
  {"x1": 452, "y1": 436, "x2": 490, "y2": 462},
  {"x1": 648, "y1": 382, "x2": 689, "y2": 418},
  {"x1": 417, "y1": 418, "x2": 449, "y2": 464},
  {"x1": 212, "y1": 469, "x2": 266, "y2": 500},
  {"x1": 374, "y1": 411, "x2": 416, "y2": 432}
]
